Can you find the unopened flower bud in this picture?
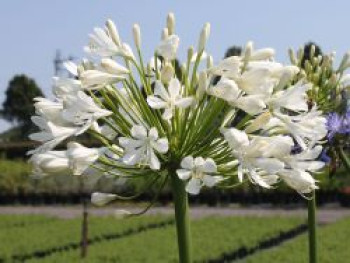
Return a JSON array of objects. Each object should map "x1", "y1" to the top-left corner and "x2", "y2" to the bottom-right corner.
[
  {"x1": 207, "y1": 55, "x2": 213, "y2": 69},
  {"x1": 243, "y1": 41, "x2": 253, "y2": 61},
  {"x1": 91, "y1": 192, "x2": 117, "y2": 206},
  {"x1": 114, "y1": 209, "x2": 132, "y2": 218},
  {"x1": 187, "y1": 46, "x2": 194, "y2": 64},
  {"x1": 106, "y1": 19, "x2": 121, "y2": 46},
  {"x1": 310, "y1": 44, "x2": 316, "y2": 60},
  {"x1": 101, "y1": 58, "x2": 130, "y2": 75},
  {"x1": 338, "y1": 51, "x2": 350, "y2": 72},
  {"x1": 288, "y1": 48, "x2": 297, "y2": 65},
  {"x1": 133, "y1": 24, "x2": 141, "y2": 49},
  {"x1": 198, "y1": 23, "x2": 210, "y2": 52},
  {"x1": 161, "y1": 28, "x2": 169, "y2": 40},
  {"x1": 167, "y1": 12, "x2": 175, "y2": 35},
  {"x1": 197, "y1": 71, "x2": 207, "y2": 100},
  {"x1": 160, "y1": 63, "x2": 174, "y2": 84}
]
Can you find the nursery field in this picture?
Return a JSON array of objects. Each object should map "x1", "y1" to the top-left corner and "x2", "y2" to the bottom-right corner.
[
  {"x1": 245, "y1": 216, "x2": 350, "y2": 263},
  {"x1": 0, "y1": 213, "x2": 348, "y2": 262},
  {"x1": 0, "y1": 214, "x2": 304, "y2": 262}
]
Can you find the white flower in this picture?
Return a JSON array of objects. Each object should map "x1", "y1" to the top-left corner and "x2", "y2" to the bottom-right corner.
[
  {"x1": 80, "y1": 68, "x2": 127, "y2": 90},
  {"x1": 119, "y1": 125, "x2": 168, "y2": 170},
  {"x1": 279, "y1": 169, "x2": 318, "y2": 194},
  {"x1": 28, "y1": 116, "x2": 79, "y2": 154},
  {"x1": 283, "y1": 145, "x2": 325, "y2": 173},
  {"x1": 91, "y1": 192, "x2": 117, "y2": 206},
  {"x1": 62, "y1": 91, "x2": 112, "y2": 134},
  {"x1": 209, "y1": 77, "x2": 266, "y2": 115},
  {"x1": 84, "y1": 23, "x2": 134, "y2": 59},
  {"x1": 268, "y1": 82, "x2": 310, "y2": 112},
  {"x1": 268, "y1": 109, "x2": 327, "y2": 149},
  {"x1": 67, "y1": 142, "x2": 103, "y2": 175},
  {"x1": 30, "y1": 150, "x2": 70, "y2": 177},
  {"x1": 176, "y1": 156, "x2": 222, "y2": 195},
  {"x1": 156, "y1": 34, "x2": 180, "y2": 60},
  {"x1": 147, "y1": 78, "x2": 194, "y2": 120},
  {"x1": 221, "y1": 128, "x2": 290, "y2": 188}
]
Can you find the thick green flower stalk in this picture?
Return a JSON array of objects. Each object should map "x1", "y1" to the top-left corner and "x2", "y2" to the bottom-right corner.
[{"x1": 29, "y1": 13, "x2": 327, "y2": 263}]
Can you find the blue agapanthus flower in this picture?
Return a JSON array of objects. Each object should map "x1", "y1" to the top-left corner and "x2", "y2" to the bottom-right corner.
[{"x1": 326, "y1": 112, "x2": 344, "y2": 139}]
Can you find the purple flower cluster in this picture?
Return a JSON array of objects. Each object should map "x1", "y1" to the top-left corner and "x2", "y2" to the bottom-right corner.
[{"x1": 326, "y1": 108, "x2": 350, "y2": 139}]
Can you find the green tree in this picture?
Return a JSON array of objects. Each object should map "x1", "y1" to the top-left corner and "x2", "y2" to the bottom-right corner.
[{"x1": 2, "y1": 74, "x2": 44, "y2": 126}]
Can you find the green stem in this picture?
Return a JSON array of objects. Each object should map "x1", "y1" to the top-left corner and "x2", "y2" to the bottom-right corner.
[
  {"x1": 170, "y1": 172, "x2": 192, "y2": 263},
  {"x1": 308, "y1": 191, "x2": 317, "y2": 263},
  {"x1": 338, "y1": 147, "x2": 350, "y2": 171}
]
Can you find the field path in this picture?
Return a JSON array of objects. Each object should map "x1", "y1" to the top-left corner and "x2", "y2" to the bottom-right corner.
[{"x1": 1, "y1": 205, "x2": 349, "y2": 224}]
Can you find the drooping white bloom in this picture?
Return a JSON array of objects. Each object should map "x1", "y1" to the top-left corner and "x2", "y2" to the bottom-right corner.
[
  {"x1": 28, "y1": 116, "x2": 79, "y2": 154},
  {"x1": 67, "y1": 142, "x2": 103, "y2": 175},
  {"x1": 268, "y1": 81, "x2": 311, "y2": 112},
  {"x1": 209, "y1": 77, "x2": 266, "y2": 115},
  {"x1": 242, "y1": 41, "x2": 275, "y2": 62},
  {"x1": 147, "y1": 78, "x2": 194, "y2": 120},
  {"x1": 176, "y1": 156, "x2": 222, "y2": 195},
  {"x1": 156, "y1": 34, "x2": 180, "y2": 60},
  {"x1": 221, "y1": 128, "x2": 291, "y2": 188},
  {"x1": 267, "y1": 109, "x2": 327, "y2": 149},
  {"x1": 30, "y1": 150, "x2": 70, "y2": 177},
  {"x1": 62, "y1": 91, "x2": 112, "y2": 134},
  {"x1": 85, "y1": 24, "x2": 134, "y2": 59},
  {"x1": 279, "y1": 169, "x2": 318, "y2": 194},
  {"x1": 91, "y1": 192, "x2": 117, "y2": 206},
  {"x1": 119, "y1": 125, "x2": 168, "y2": 170}
]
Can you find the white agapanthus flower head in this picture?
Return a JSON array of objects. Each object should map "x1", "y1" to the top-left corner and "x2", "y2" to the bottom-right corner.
[{"x1": 29, "y1": 13, "x2": 327, "y2": 207}]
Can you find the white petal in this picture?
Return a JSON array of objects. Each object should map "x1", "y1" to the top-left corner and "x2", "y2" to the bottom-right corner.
[
  {"x1": 202, "y1": 158, "x2": 217, "y2": 173},
  {"x1": 162, "y1": 108, "x2": 173, "y2": 120},
  {"x1": 203, "y1": 174, "x2": 222, "y2": 187},
  {"x1": 148, "y1": 127, "x2": 159, "y2": 140},
  {"x1": 221, "y1": 128, "x2": 249, "y2": 149},
  {"x1": 149, "y1": 149, "x2": 161, "y2": 170},
  {"x1": 168, "y1": 78, "x2": 181, "y2": 99},
  {"x1": 147, "y1": 96, "x2": 168, "y2": 109},
  {"x1": 174, "y1": 97, "x2": 194, "y2": 108},
  {"x1": 152, "y1": 138, "x2": 169, "y2": 153},
  {"x1": 176, "y1": 169, "x2": 191, "y2": 180},
  {"x1": 181, "y1": 156, "x2": 194, "y2": 170},
  {"x1": 186, "y1": 178, "x2": 202, "y2": 195},
  {"x1": 154, "y1": 80, "x2": 170, "y2": 101},
  {"x1": 131, "y1": 125, "x2": 147, "y2": 139}
]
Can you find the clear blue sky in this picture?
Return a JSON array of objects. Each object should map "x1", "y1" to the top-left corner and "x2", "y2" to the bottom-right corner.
[{"x1": 1, "y1": 0, "x2": 349, "y2": 133}]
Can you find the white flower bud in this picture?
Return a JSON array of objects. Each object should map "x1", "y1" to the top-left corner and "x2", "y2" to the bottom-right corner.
[
  {"x1": 106, "y1": 19, "x2": 121, "y2": 46},
  {"x1": 91, "y1": 192, "x2": 117, "y2": 206},
  {"x1": 338, "y1": 51, "x2": 350, "y2": 72},
  {"x1": 198, "y1": 23, "x2": 210, "y2": 52},
  {"x1": 161, "y1": 28, "x2": 169, "y2": 40},
  {"x1": 167, "y1": 12, "x2": 175, "y2": 35},
  {"x1": 196, "y1": 71, "x2": 207, "y2": 100},
  {"x1": 101, "y1": 58, "x2": 130, "y2": 75},
  {"x1": 132, "y1": 24, "x2": 141, "y2": 49},
  {"x1": 114, "y1": 209, "x2": 132, "y2": 218},
  {"x1": 207, "y1": 55, "x2": 213, "y2": 69},
  {"x1": 243, "y1": 41, "x2": 253, "y2": 61},
  {"x1": 288, "y1": 48, "x2": 297, "y2": 65},
  {"x1": 187, "y1": 46, "x2": 194, "y2": 64}
]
